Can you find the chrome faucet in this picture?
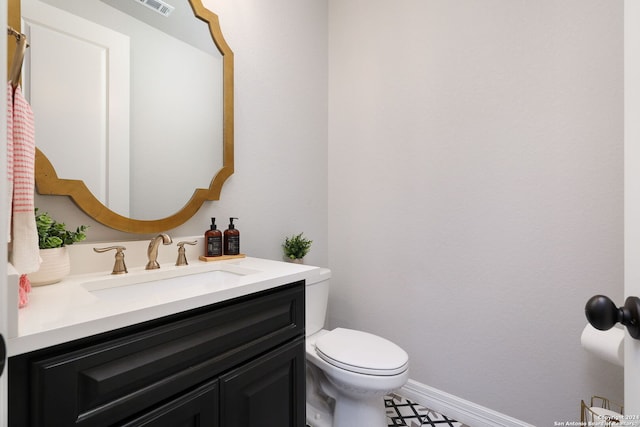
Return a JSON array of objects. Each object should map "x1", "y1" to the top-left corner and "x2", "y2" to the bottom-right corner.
[{"x1": 146, "y1": 233, "x2": 172, "y2": 270}]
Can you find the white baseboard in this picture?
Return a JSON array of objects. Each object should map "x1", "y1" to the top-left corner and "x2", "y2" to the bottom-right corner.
[{"x1": 399, "y1": 379, "x2": 535, "y2": 427}]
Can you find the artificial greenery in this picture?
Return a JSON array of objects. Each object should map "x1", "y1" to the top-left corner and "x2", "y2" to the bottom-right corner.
[
  {"x1": 35, "y1": 209, "x2": 88, "y2": 249},
  {"x1": 283, "y1": 233, "x2": 312, "y2": 260}
]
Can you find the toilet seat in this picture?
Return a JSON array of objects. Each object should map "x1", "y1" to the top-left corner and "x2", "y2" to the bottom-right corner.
[{"x1": 314, "y1": 328, "x2": 409, "y2": 376}]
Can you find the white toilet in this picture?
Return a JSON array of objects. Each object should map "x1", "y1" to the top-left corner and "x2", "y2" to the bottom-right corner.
[{"x1": 306, "y1": 268, "x2": 409, "y2": 427}]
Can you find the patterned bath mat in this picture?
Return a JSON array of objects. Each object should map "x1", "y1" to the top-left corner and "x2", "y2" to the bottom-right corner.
[{"x1": 385, "y1": 393, "x2": 469, "y2": 427}]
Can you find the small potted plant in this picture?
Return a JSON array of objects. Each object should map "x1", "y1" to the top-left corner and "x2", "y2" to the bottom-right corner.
[
  {"x1": 28, "y1": 209, "x2": 88, "y2": 286},
  {"x1": 282, "y1": 233, "x2": 312, "y2": 264}
]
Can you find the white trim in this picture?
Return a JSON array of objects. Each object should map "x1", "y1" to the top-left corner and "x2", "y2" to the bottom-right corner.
[
  {"x1": 399, "y1": 379, "x2": 535, "y2": 427},
  {"x1": 624, "y1": 0, "x2": 640, "y2": 416}
]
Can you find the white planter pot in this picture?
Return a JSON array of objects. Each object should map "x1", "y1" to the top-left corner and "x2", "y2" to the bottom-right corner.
[{"x1": 28, "y1": 247, "x2": 71, "y2": 286}]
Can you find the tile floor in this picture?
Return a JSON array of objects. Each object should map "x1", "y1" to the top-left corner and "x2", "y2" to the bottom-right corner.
[
  {"x1": 384, "y1": 393, "x2": 469, "y2": 427},
  {"x1": 307, "y1": 393, "x2": 469, "y2": 427}
]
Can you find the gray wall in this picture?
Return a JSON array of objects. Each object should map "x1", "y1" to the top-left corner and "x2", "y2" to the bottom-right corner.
[{"x1": 327, "y1": 0, "x2": 623, "y2": 425}]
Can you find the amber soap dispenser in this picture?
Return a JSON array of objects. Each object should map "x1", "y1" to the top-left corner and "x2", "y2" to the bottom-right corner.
[
  {"x1": 205, "y1": 218, "x2": 222, "y2": 257},
  {"x1": 223, "y1": 217, "x2": 240, "y2": 255}
]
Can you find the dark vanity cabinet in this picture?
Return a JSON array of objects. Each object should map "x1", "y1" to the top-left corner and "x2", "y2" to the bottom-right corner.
[{"x1": 9, "y1": 281, "x2": 306, "y2": 427}]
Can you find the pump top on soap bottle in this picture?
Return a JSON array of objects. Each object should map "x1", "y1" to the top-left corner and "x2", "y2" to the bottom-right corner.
[
  {"x1": 224, "y1": 217, "x2": 240, "y2": 255},
  {"x1": 205, "y1": 217, "x2": 222, "y2": 257}
]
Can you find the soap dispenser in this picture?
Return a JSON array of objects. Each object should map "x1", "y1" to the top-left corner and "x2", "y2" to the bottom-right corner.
[
  {"x1": 205, "y1": 218, "x2": 222, "y2": 257},
  {"x1": 224, "y1": 217, "x2": 240, "y2": 255}
]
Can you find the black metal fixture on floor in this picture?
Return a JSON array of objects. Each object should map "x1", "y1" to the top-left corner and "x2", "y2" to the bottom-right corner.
[{"x1": 585, "y1": 295, "x2": 640, "y2": 339}]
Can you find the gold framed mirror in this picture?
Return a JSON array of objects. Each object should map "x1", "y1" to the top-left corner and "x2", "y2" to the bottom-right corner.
[{"x1": 8, "y1": 0, "x2": 234, "y2": 234}]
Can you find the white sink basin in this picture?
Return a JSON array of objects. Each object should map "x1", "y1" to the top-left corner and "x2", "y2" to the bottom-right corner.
[{"x1": 81, "y1": 263, "x2": 259, "y2": 302}]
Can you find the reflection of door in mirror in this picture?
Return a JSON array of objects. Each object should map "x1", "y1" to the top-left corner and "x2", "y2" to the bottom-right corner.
[
  {"x1": 23, "y1": 0, "x2": 224, "y2": 220},
  {"x1": 11, "y1": 0, "x2": 234, "y2": 234},
  {"x1": 23, "y1": 5, "x2": 131, "y2": 214}
]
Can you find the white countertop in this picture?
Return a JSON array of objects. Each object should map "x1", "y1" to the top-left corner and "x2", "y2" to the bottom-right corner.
[{"x1": 8, "y1": 255, "x2": 320, "y2": 356}]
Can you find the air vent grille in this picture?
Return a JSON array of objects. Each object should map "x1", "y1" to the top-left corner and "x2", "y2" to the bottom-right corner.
[{"x1": 133, "y1": 0, "x2": 174, "y2": 17}]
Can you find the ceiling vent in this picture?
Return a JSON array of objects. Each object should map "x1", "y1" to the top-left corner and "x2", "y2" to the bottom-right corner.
[{"x1": 133, "y1": 0, "x2": 175, "y2": 17}]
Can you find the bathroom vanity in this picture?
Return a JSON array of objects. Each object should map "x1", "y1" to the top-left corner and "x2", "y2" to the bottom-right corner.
[{"x1": 5, "y1": 248, "x2": 318, "y2": 426}]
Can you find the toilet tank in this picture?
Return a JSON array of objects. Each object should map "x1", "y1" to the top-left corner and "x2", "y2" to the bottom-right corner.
[{"x1": 305, "y1": 268, "x2": 331, "y2": 336}]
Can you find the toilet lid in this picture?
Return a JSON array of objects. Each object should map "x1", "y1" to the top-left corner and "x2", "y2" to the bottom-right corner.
[{"x1": 314, "y1": 328, "x2": 409, "y2": 376}]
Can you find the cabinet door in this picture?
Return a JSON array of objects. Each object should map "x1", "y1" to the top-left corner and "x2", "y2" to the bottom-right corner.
[
  {"x1": 220, "y1": 338, "x2": 305, "y2": 427},
  {"x1": 121, "y1": 380, "x2": 218, "y2": 427}
]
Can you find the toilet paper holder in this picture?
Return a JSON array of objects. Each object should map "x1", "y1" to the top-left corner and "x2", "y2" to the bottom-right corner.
[{"x1": 585, "y1": 295, "x2": 640, "y2": 340}]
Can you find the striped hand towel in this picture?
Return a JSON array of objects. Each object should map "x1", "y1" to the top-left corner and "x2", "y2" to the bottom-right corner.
[
  {"x1": 8, "y1": 83, "x2": 40, "y2": 307},
  {"x1": 6, "y1": 84, "x2": 13, "y2": 242}
]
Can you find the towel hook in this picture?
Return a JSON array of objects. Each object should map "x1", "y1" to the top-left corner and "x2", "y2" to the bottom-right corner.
[{"x1": 7, "y1": 26, "x2": 29, "y2": 90}]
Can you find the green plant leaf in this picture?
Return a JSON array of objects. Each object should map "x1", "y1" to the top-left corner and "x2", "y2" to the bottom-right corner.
[
  {"x1": 282, "y1": 232, "x2": 312, "y2": 260},
  {"x1": 34, "y1": 209, "x2": 88, "y2": 249}
]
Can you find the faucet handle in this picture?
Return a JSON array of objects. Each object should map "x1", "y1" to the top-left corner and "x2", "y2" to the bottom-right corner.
[
  {"x1": 93, "y1": 246, "x2": 128, "y2": 275},
  {"x1": 176, "y1": 241, "x2": 197, "y2": 266}
]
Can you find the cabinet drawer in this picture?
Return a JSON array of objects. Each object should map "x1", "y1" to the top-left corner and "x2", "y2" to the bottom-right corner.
[{"x1": 9, "y1": 281, "x2": 304, "y2": 427}]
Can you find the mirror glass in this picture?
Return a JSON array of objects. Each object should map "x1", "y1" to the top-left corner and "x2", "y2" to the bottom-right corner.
[{"x1": 13, "y1": 0, "x2": 234, "y2": 233}]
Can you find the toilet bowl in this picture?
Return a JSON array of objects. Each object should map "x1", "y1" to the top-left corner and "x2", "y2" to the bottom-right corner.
[{"x1": 305, "y1": 269, "x2": 409, "y2": 427}]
